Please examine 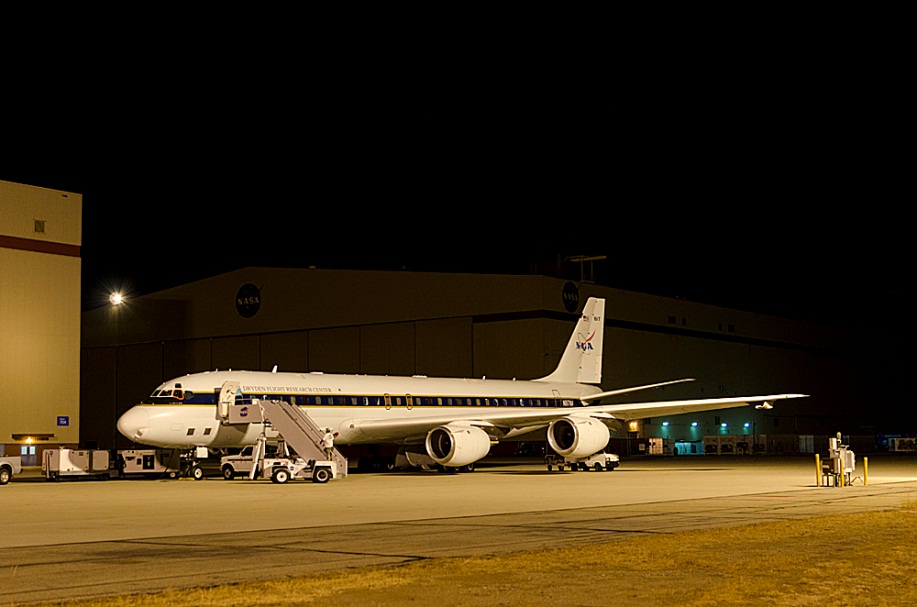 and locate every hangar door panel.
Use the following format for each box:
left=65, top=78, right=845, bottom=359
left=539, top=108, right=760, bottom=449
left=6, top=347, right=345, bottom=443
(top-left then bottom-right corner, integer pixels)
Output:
left=212, top=335, right=260, bottom=371
left=474, top=318, right=543, bottom=381
left=163, top=339, right=212, bottom=378
left=119, top=343, right=165, bottom=416
left=603, top=328, right=681, bottom=386
left=361, top=322, right=414, bottom=376
left=261, top=331, right=309, bottom=373
left=415, top=317, right=472, bottom=378
left=310, top=326, right=360, bottom=374
left=79, top=347, right=116, bottom=449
